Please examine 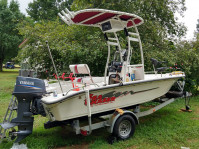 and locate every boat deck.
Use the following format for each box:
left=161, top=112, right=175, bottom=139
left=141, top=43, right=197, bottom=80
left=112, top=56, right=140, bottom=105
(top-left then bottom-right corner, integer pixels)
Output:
left=45, top=73, right=184, bottom=95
